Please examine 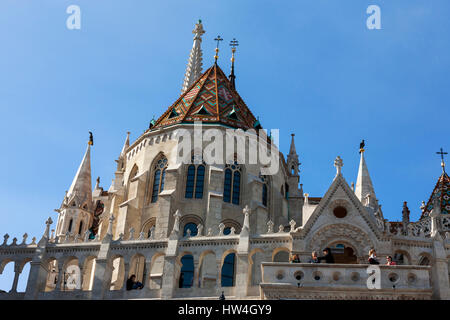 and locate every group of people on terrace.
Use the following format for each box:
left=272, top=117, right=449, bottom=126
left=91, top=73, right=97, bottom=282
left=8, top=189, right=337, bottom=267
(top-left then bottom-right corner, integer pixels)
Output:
left=290, top=248, right=397, bottom=265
